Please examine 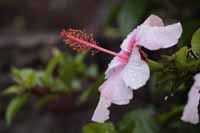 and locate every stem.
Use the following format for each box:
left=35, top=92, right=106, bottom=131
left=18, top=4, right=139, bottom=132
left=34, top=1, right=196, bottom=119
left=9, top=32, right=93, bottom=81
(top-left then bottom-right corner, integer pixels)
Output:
left=66, top=35, right=129, bottom=60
